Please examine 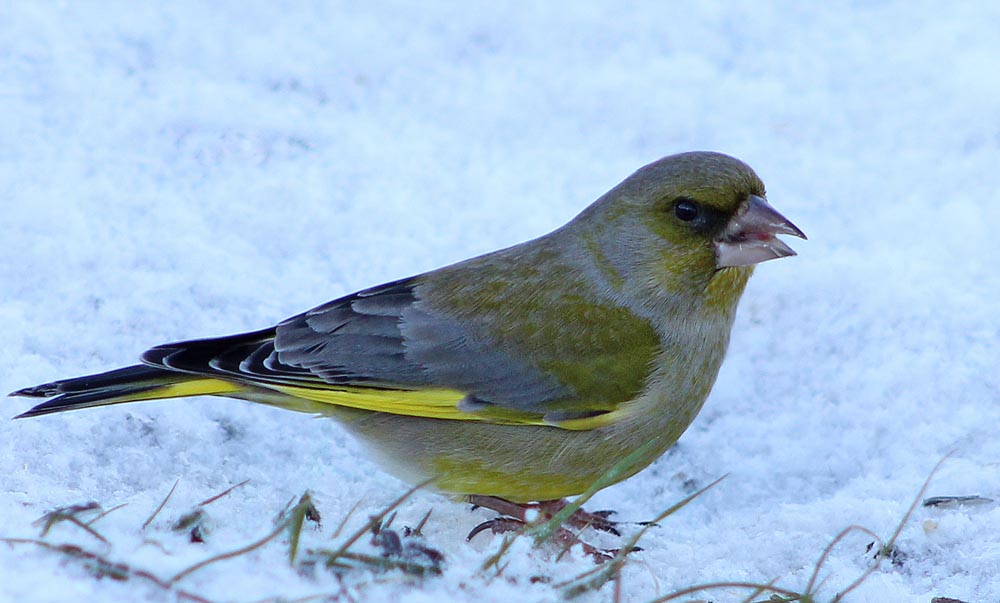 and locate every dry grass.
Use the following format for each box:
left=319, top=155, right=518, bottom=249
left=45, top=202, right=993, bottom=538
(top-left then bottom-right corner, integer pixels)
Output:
left=0, top=454, right=958, bottom=602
